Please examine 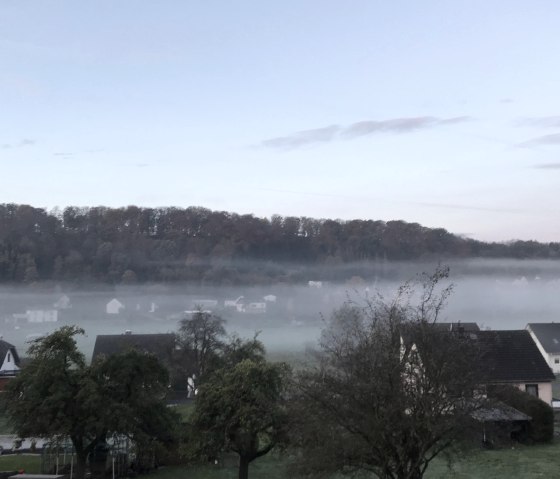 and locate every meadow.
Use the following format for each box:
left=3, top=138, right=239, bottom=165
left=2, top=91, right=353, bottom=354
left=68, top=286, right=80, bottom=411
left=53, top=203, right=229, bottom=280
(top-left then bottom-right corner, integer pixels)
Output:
left=2, top=442, right=560, bottom=478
